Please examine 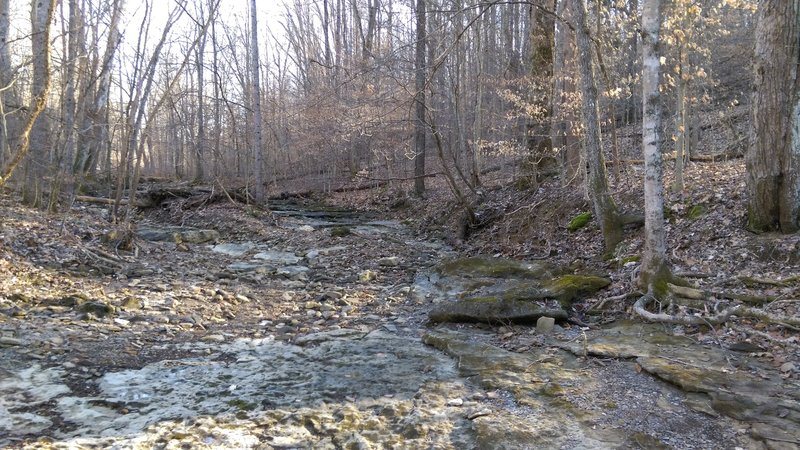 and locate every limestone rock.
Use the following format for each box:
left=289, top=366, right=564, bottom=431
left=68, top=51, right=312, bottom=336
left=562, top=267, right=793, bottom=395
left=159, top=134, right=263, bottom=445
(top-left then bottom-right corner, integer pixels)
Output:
left=536, top=316, right=555, bottom=334
left=137, top=226, right=220, bottom=243
left=377, top=256, right=400, bottom=267
left=429, top=298, right=566, bottom=324
left=438, top=256, right=551, bottom=279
